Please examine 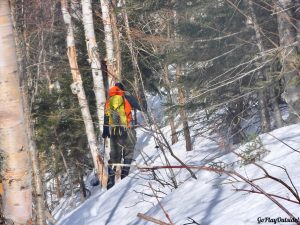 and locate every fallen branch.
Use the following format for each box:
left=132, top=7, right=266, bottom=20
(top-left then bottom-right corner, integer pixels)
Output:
left=149, top=182, right=174, bottom=225
left=138, top=164, right=299, bottom=223
left=234, top=188, right=299, bottom=204
left=137, top=213, right=171, bottom=225
left=266, top=133, right=300, bottom=154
